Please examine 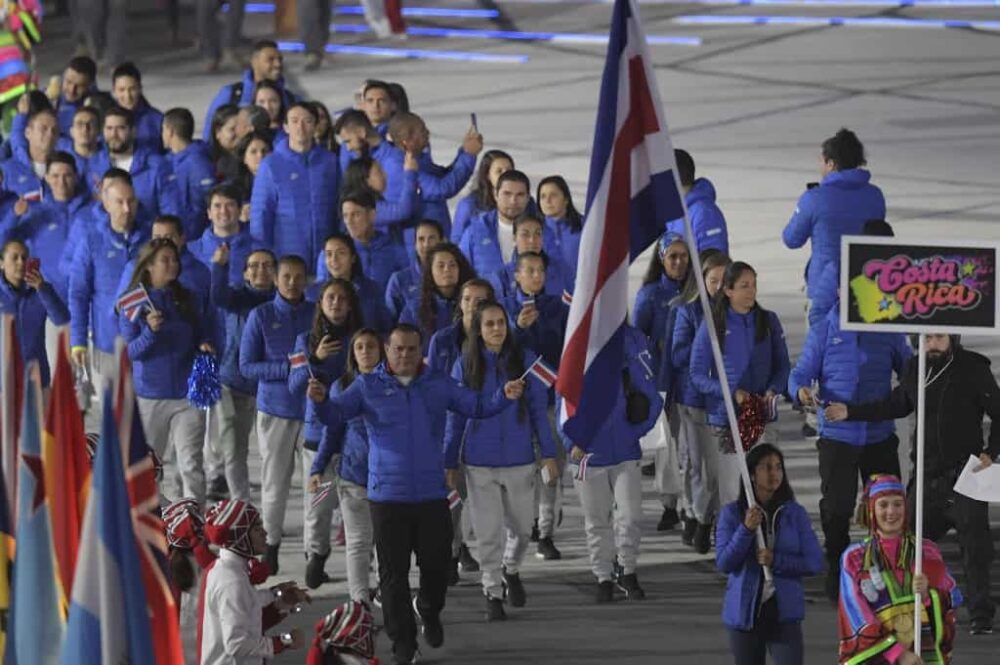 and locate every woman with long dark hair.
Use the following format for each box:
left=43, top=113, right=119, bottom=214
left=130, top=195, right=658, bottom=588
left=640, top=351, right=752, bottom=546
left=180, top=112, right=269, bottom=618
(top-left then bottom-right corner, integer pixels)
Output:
left=672, top=249, right=731, bottom=552
left=232, top=131, right=273, bottom=214
left=311, top=101, right=338, bottom=153
left=537, top=175, right=583, bottom=275
left=309, top=233, right=391, bottom=333
left=119, top=238, right=212, bottom=504
left=716, top=443, right=823, bottom=665
left=451, top=149, right=513, bottom=244
left=209, top=103, right=241, bottom=179
left=384, top=219, right=442, bottom=323
left=290, top=278, right=363, bottom=589
left=444, top=300, right=558, bottom=621
left=426, top=278, right=494, bottom=374
left=690, top=262, right=790, bottom=507
left=400, top=242, right=476, bottom=351
left=309, top=328, right=385, bottom=603
left=254, top=80, right=287, bottom=134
